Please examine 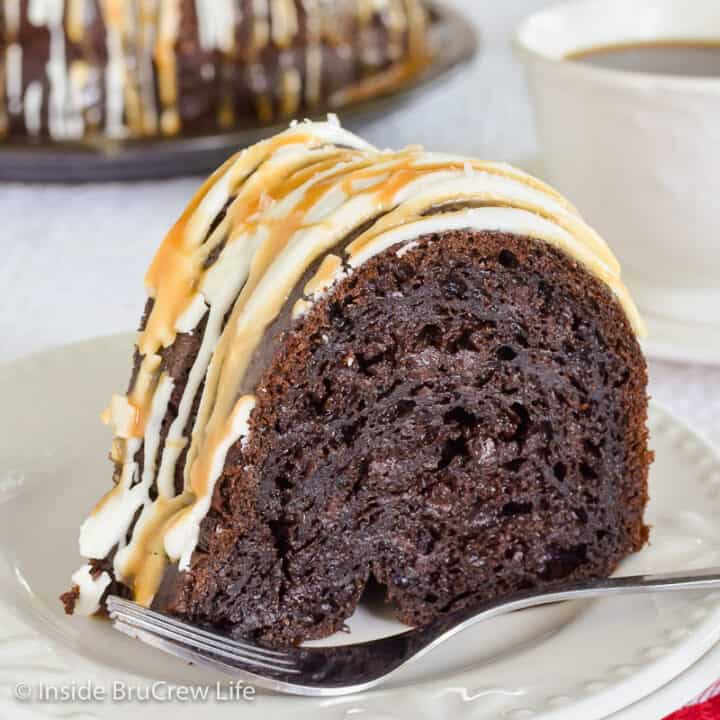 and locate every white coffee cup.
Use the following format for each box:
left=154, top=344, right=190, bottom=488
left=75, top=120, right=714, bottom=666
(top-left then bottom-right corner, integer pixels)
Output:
left=515, top=0, right=720, bottom=328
